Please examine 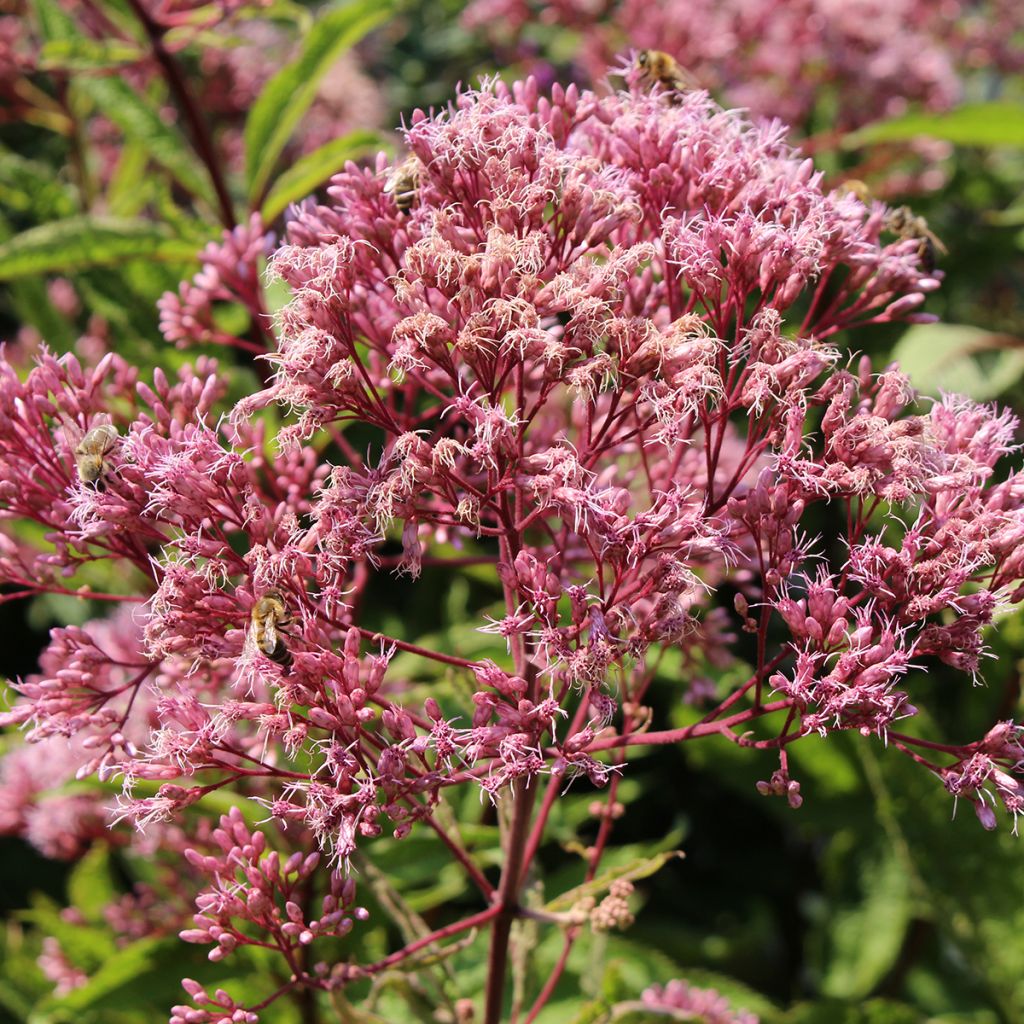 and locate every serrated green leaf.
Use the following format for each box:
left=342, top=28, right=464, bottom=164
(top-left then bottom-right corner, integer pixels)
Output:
left=38, top=37, right=146, bottom=71
left=844, top=103, right=1024, bottom=149
left=545, top=851, right=684, bottom=914
left=0, top=217, right=198, bottom=280
left=244, top=0, right=392, bottom=203
left=260, top=129, right=382, bottom=223
left=75, top=76, right=217, bottom=206
left=891, top=323, right=1024, bottom=401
